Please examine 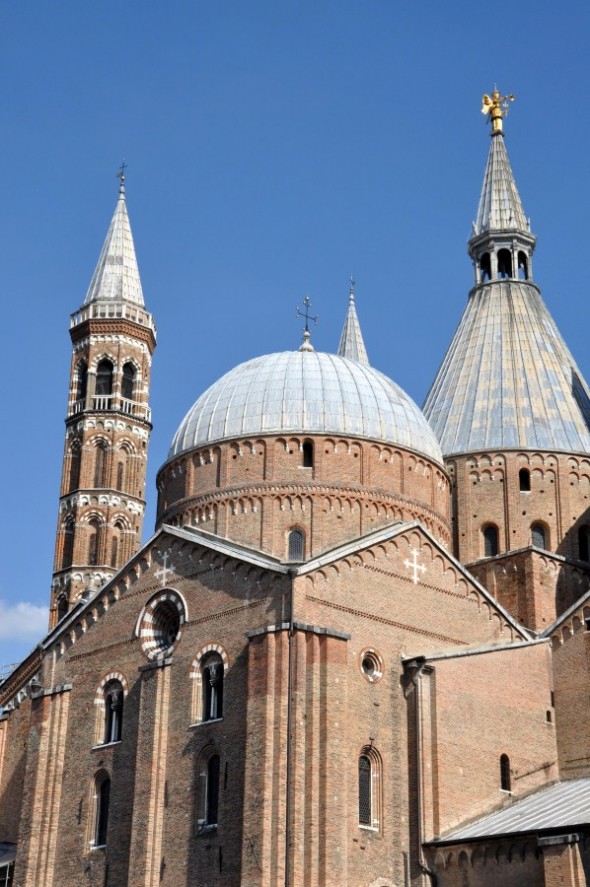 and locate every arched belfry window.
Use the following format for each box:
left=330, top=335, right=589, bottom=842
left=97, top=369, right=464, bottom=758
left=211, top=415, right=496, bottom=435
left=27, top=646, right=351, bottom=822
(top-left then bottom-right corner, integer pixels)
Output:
left=517, top=251, right=529, bottom=280
left=531, top=523, right=547, bottom=550
left=288, top=528, right=305, bottom=562
left=500, top=754, right=511, bottom=792
left=483, top=524, right=499, bottom=558
left=116, top=461, right=125, bottom=492
left=88, top=519, right=101, bottom=566
left=103, top=681, right=124, bottom=744
left=76, top=360, right=88, bottom=403
left=202, top=653, right=224, bottom=722
left=302, top=440, right=314, bottom=468
left=62, top=517, right=75, bottom=568
left=121, top=362, right=136, bottom=401
left=519, top=468, right=531, bottom=491
left=497, top=249, right=513, bottom=279
left=479, top=252, right=491, bottom=283
left=579, top=526, right=590, bottom=562
left=96, top=359, right=114, bottom=401
left=94, top=443, right=107, bottom=488
left=93, top=771, right=111, bottom=847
